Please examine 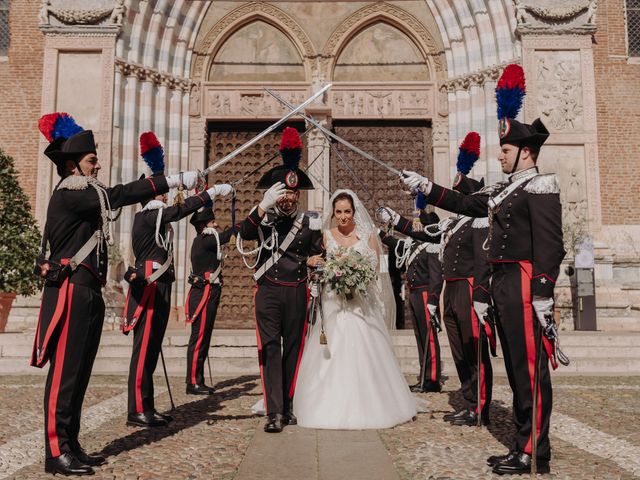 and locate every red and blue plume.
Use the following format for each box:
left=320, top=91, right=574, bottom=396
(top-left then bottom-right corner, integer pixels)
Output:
left=496, top=64, right=526, bottom=120
left=38, top=112, right=84, bottom=142
left=279, top=127, right=302, bottom=170
left=457, top=132, right=481, bottom=175
left=139, top=131, right=165, bottom=174
left=415, top=191, right=427, bottom=210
